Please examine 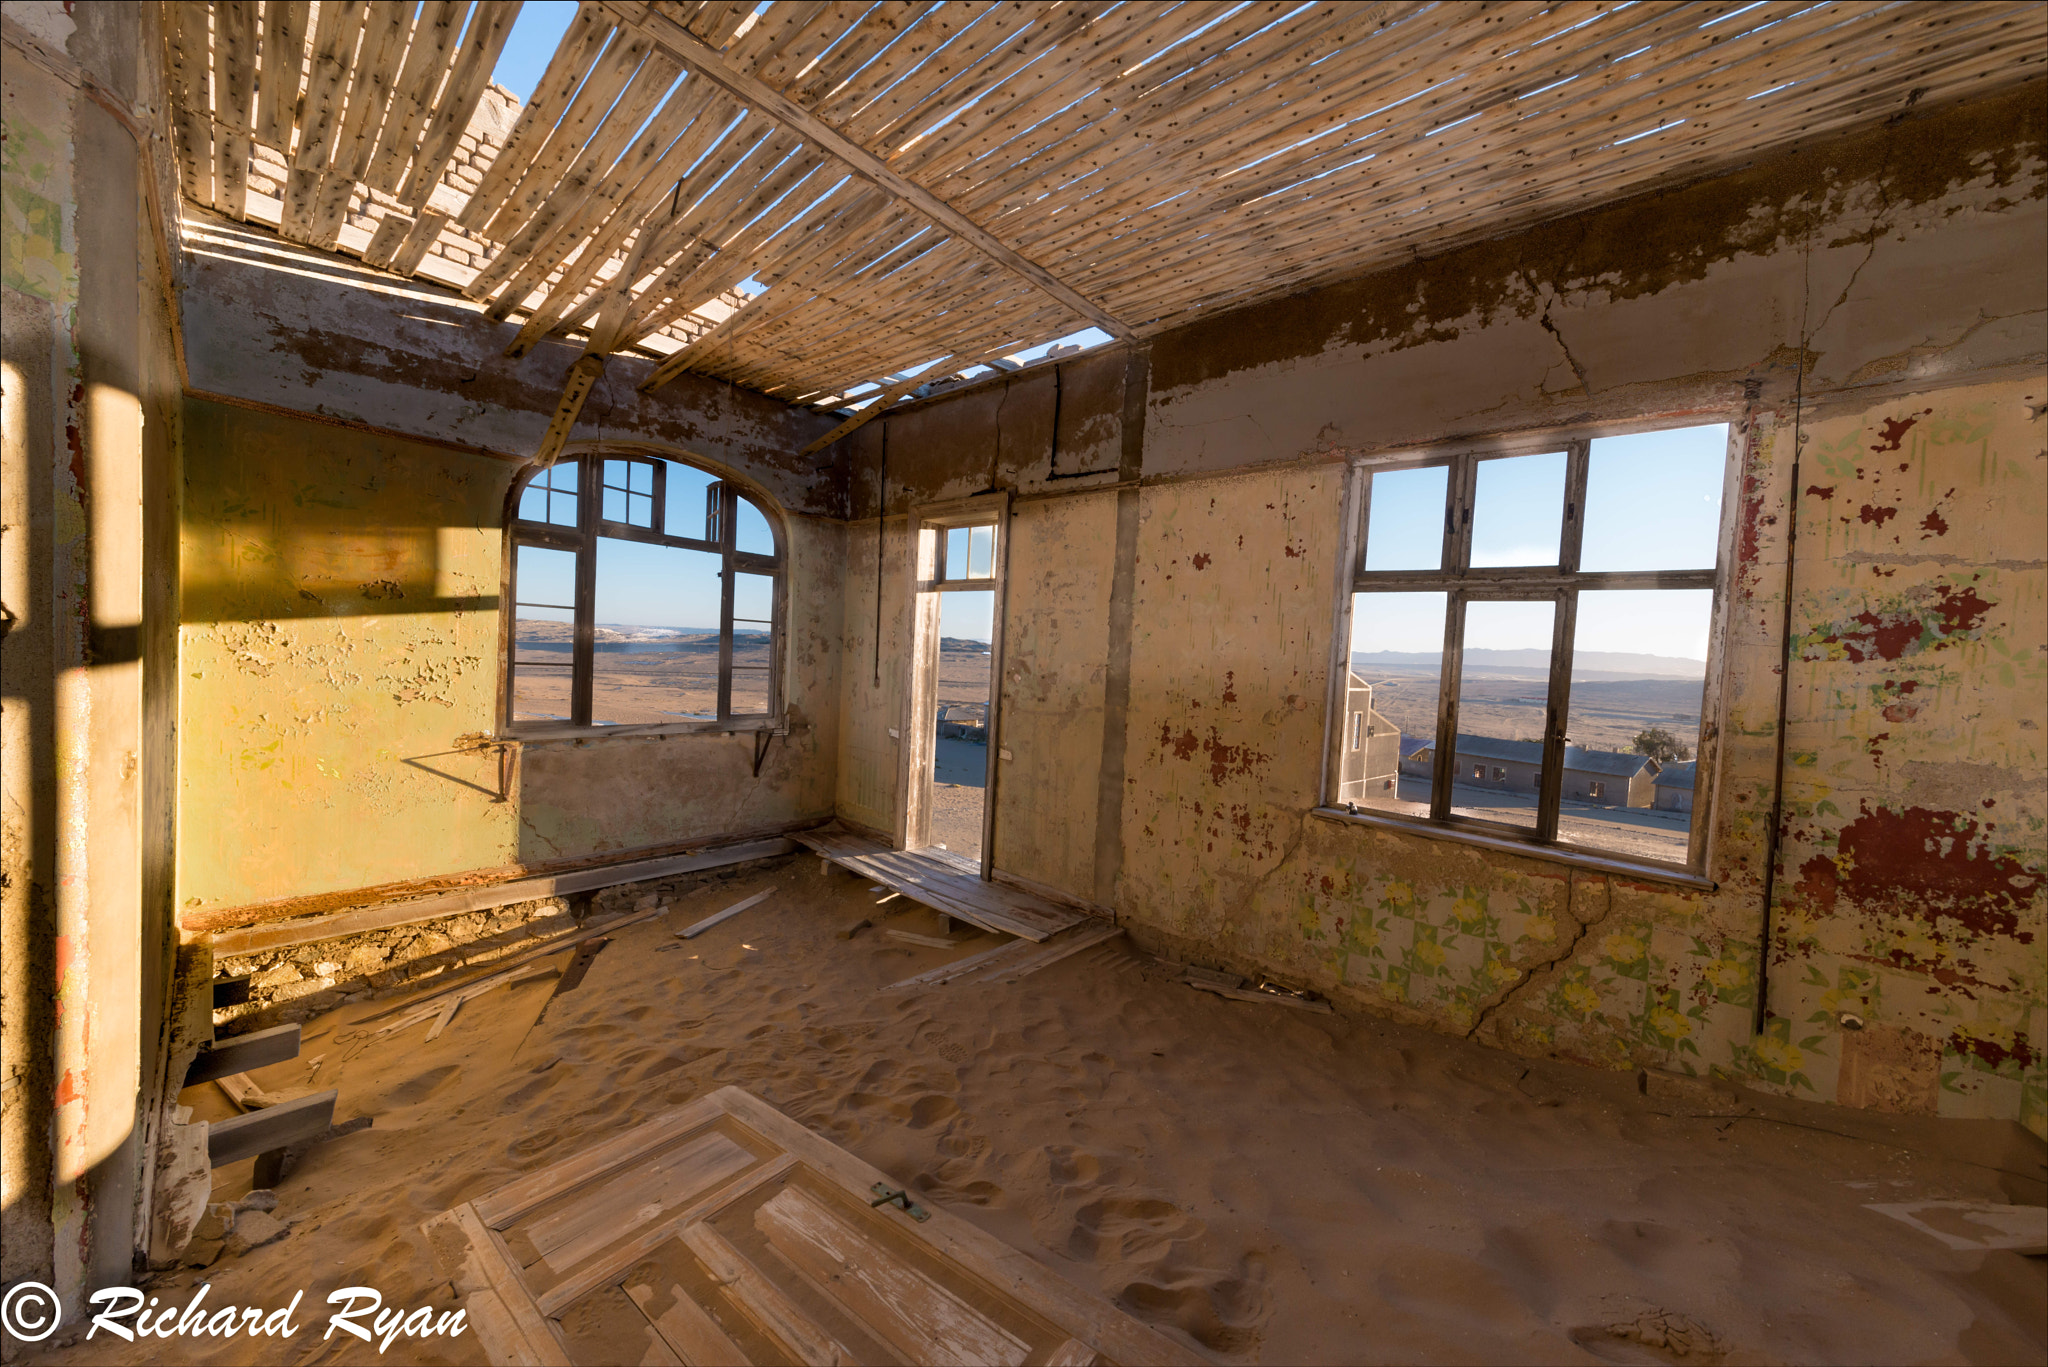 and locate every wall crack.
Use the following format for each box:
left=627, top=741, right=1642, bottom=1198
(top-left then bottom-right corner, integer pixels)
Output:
left=1464, top=871, right=1616, bottom=1041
